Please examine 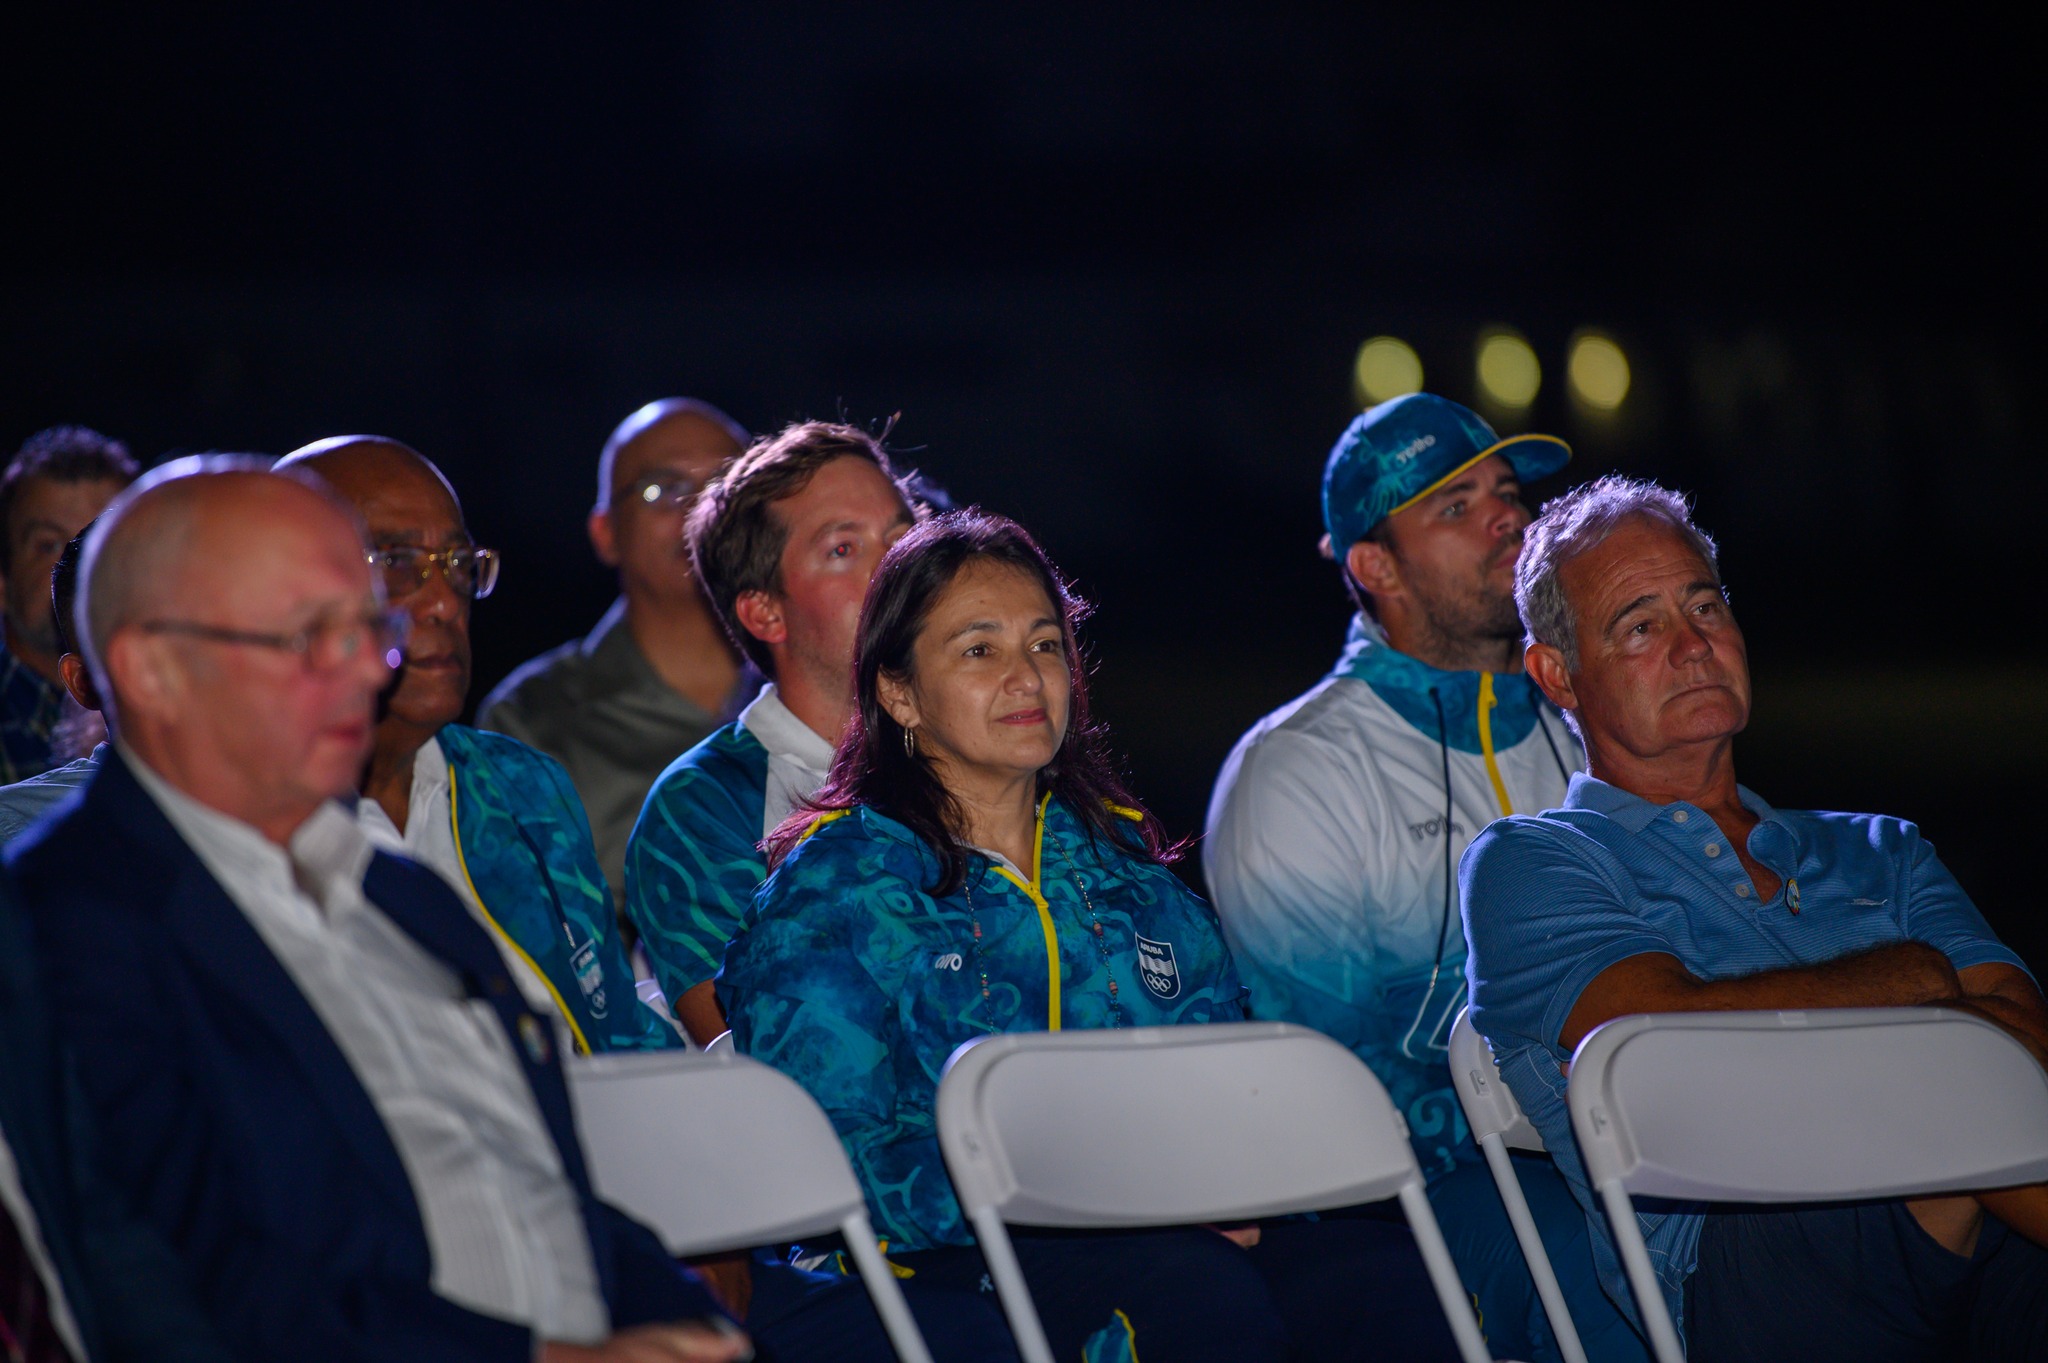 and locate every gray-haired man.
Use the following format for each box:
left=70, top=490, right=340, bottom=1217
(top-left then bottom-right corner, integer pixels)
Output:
left=1462, top=474, right=2048, bottom=1361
